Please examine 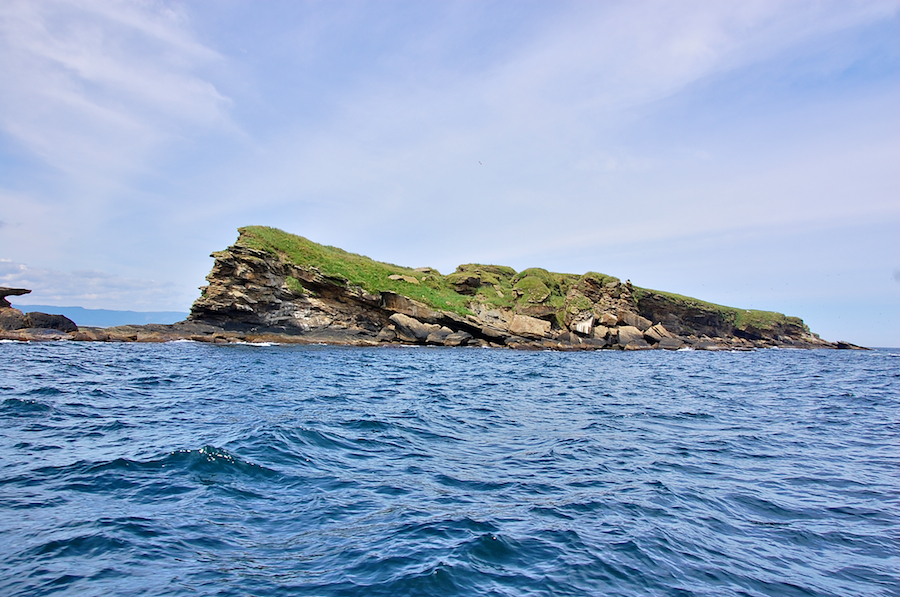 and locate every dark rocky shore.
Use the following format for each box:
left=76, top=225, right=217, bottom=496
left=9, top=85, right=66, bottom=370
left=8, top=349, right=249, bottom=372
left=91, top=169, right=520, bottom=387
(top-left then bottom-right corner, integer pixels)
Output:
left=0, top=230, right=866, bottom=350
